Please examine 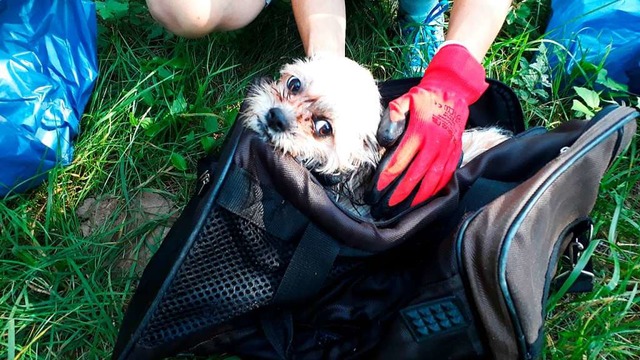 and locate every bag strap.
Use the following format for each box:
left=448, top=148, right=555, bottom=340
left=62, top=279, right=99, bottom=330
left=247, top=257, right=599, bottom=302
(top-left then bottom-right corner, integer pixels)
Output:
left=261, top=223, right=340, bottom=359
left=273, top=222, right=341, bottom=304
left=260, top=311, right=294, bottom=360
